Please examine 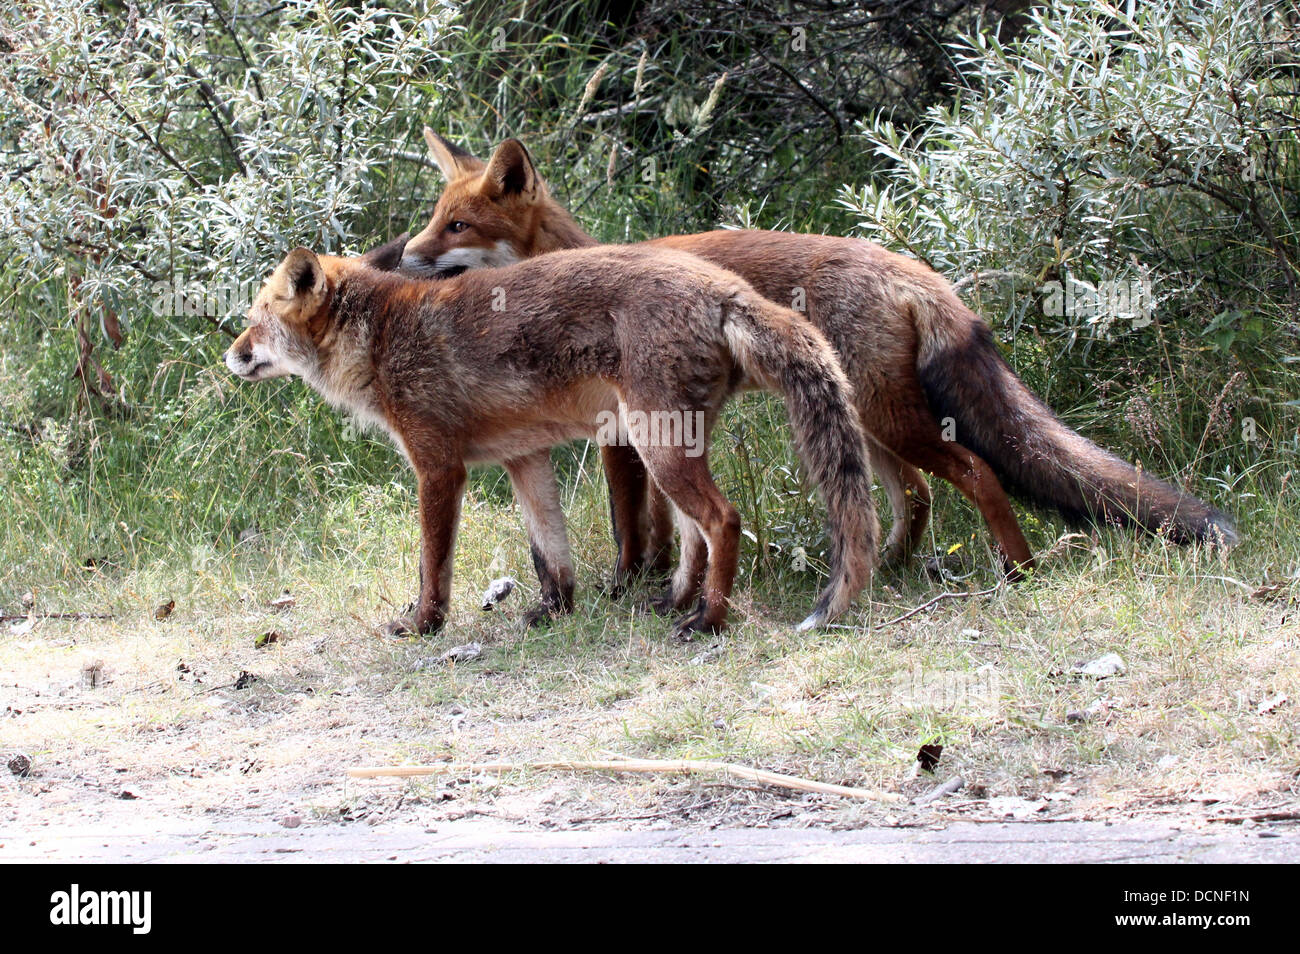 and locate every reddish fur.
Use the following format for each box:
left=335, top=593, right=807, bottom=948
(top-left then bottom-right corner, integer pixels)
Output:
left=228, top=243, right=878, bottom=636
left=402, top=136, right=1238, bottom=579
